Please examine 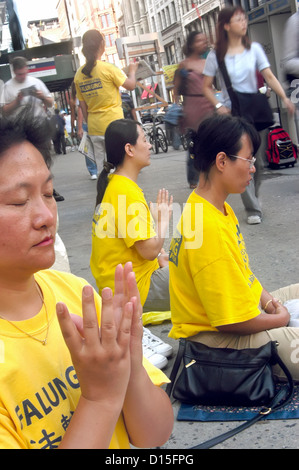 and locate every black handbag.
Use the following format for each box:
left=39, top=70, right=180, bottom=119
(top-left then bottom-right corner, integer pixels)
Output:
left=218, top=60, right=274, bottom=131
left=166, top=339, right=294, bottom=449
